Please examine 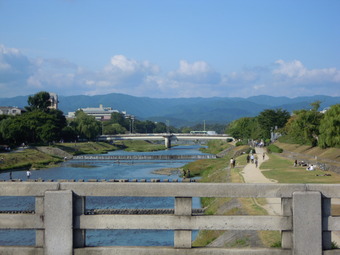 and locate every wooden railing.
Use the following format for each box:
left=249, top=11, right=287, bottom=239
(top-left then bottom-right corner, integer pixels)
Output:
left=0, top=182, right=339, bottom=255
